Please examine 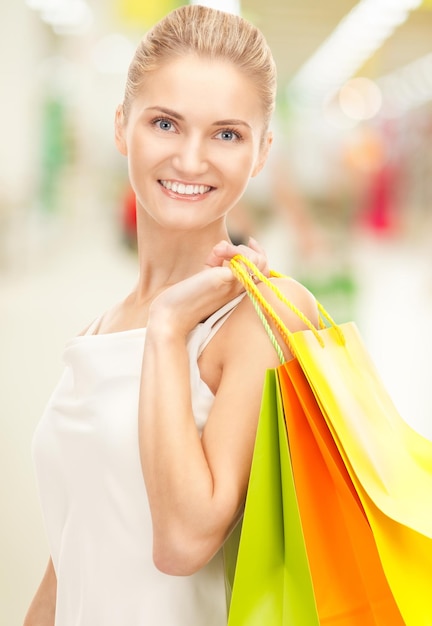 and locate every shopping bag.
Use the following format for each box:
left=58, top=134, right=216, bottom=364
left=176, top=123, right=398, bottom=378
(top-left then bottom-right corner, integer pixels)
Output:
left=225, top=369, right=320, bottom=625
left=279, top=359, right=405, bottom=624
left=229, top=254, right=432, bottom=626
